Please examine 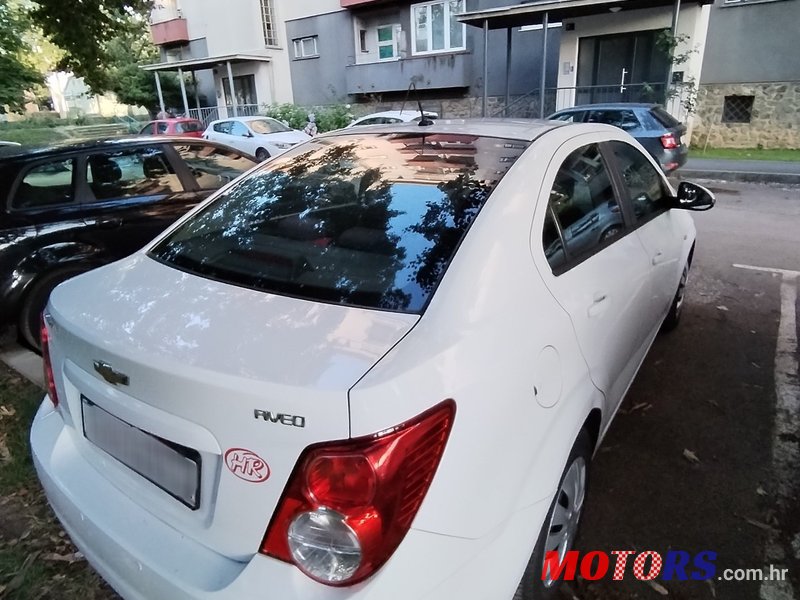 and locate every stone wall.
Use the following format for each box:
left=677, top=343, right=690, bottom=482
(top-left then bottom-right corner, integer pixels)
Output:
left=693, top=82, right=800, bottom=149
